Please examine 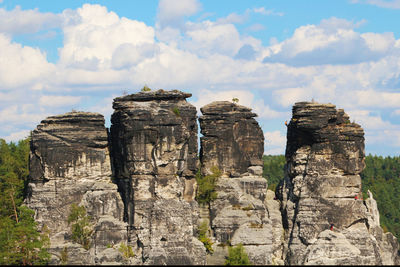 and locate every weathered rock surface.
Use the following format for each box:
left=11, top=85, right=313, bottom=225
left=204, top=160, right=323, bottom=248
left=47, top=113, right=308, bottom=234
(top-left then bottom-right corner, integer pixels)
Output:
left=25, top=112, right=130, bottom=265
left=277, top=102, right=399, bottom=265
left=199, top=101, right=283, bottom=265
left=199, top=101, right=264, bottom=177
left=110, top=89, right=206, bottom=265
